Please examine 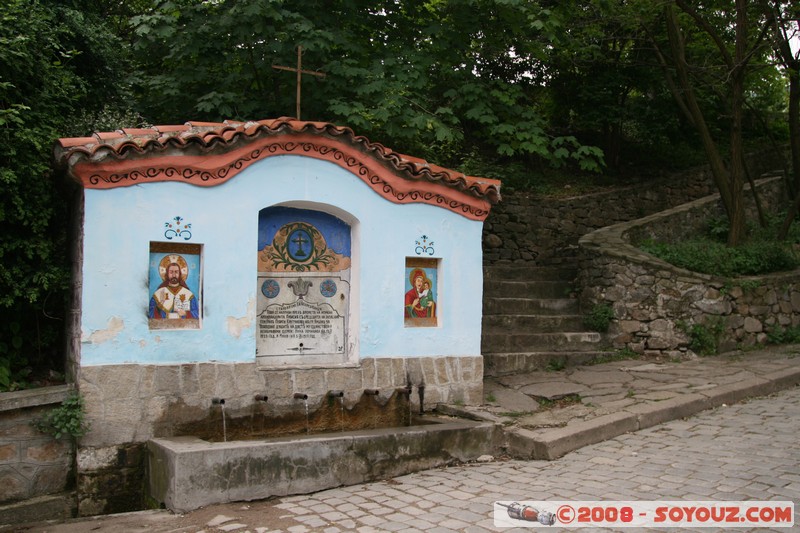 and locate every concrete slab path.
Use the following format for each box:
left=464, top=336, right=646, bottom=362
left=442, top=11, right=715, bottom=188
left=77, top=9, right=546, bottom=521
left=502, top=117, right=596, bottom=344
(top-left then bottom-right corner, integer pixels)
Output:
left=445, top=344, right=800, bottom=461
